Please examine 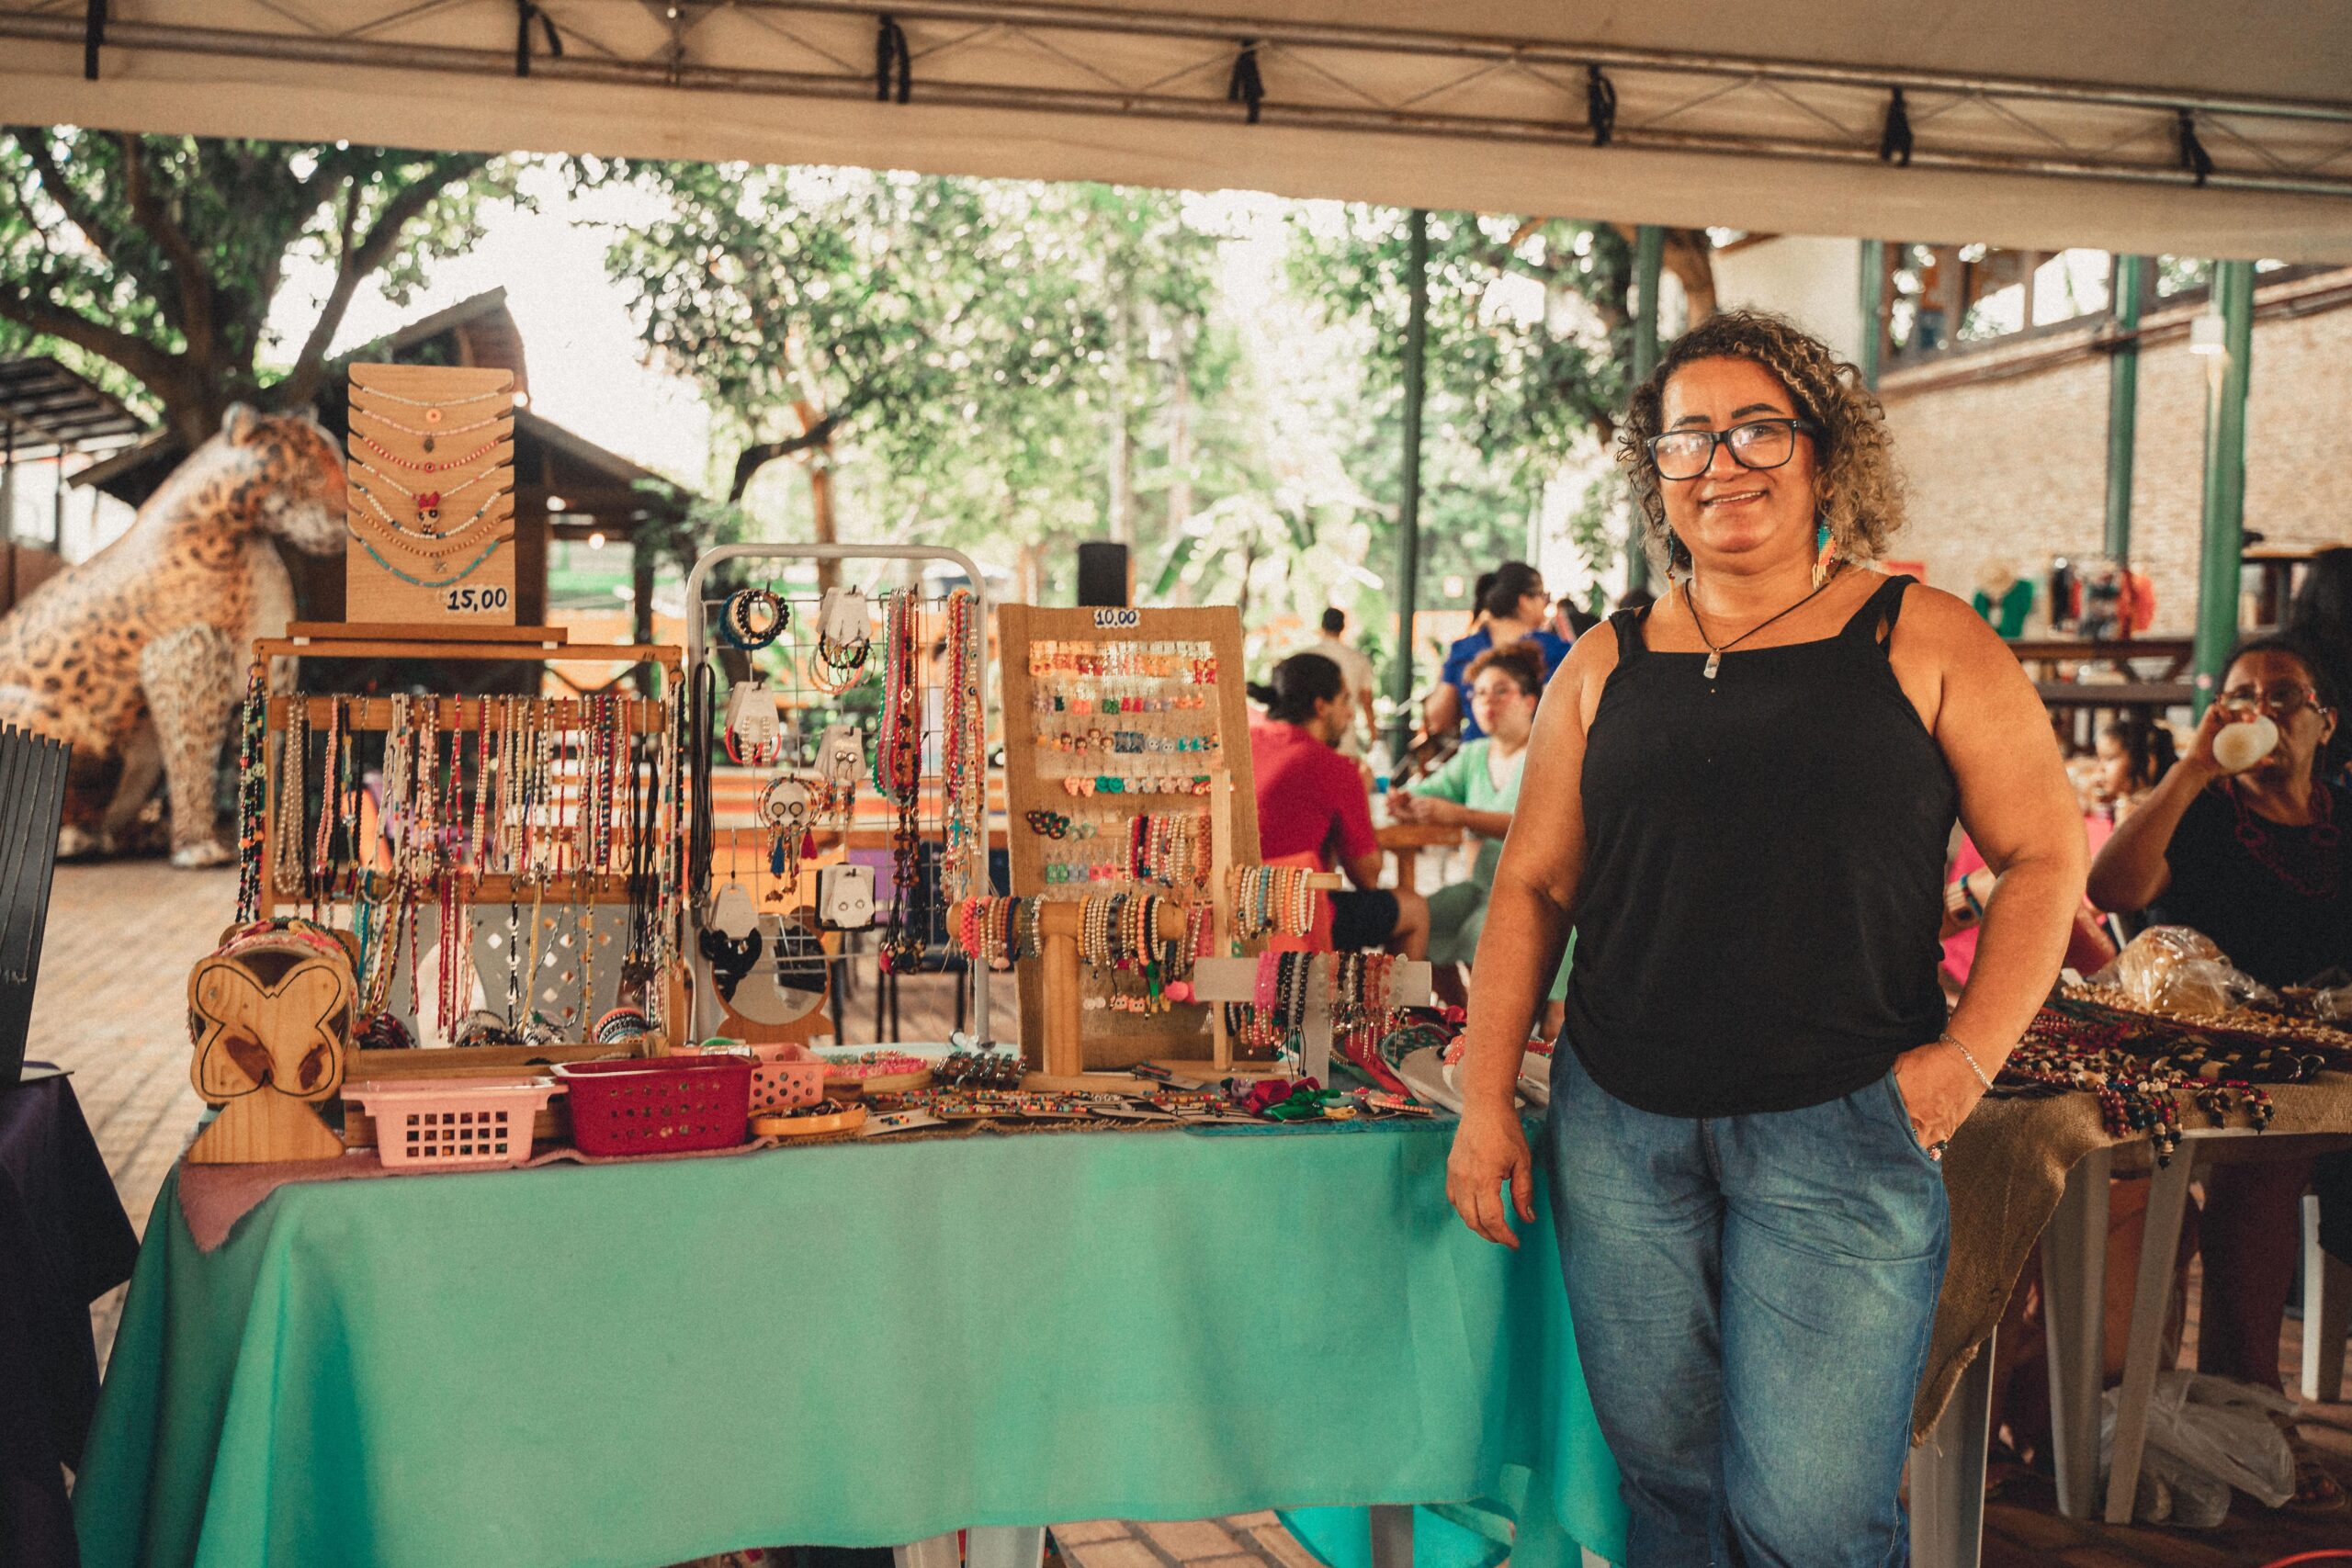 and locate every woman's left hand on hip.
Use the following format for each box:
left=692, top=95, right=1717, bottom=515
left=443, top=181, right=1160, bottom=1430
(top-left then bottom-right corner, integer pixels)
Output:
left=1892, top=1041, right=1986, bottom=1154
